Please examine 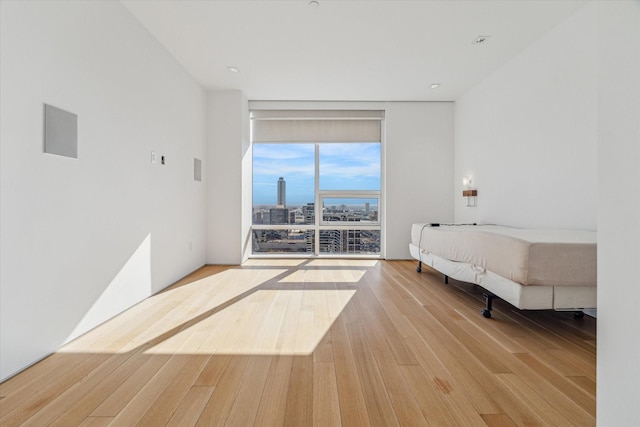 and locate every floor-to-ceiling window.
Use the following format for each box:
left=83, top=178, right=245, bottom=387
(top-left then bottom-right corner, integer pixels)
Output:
left=251, top=110, right=383, bottom=257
